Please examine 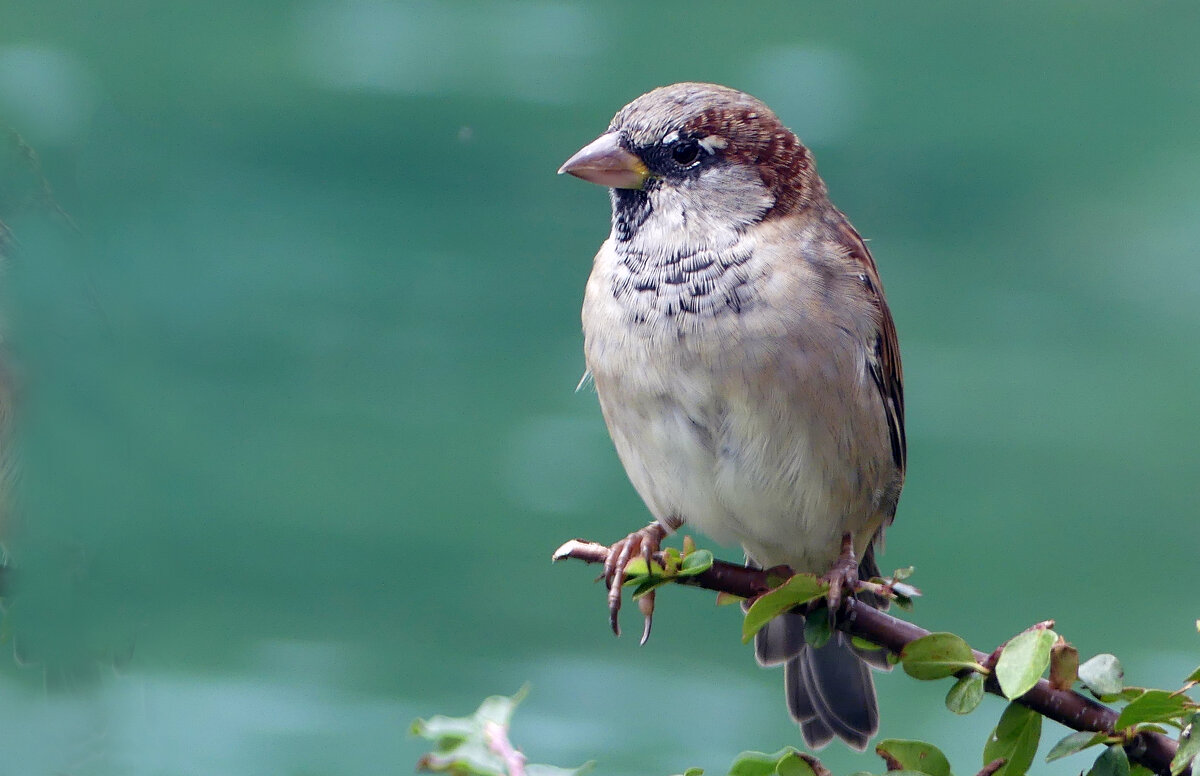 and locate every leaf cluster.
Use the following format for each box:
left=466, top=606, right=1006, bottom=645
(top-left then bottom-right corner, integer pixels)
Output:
left=412, top=687, right=592, bottom=776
